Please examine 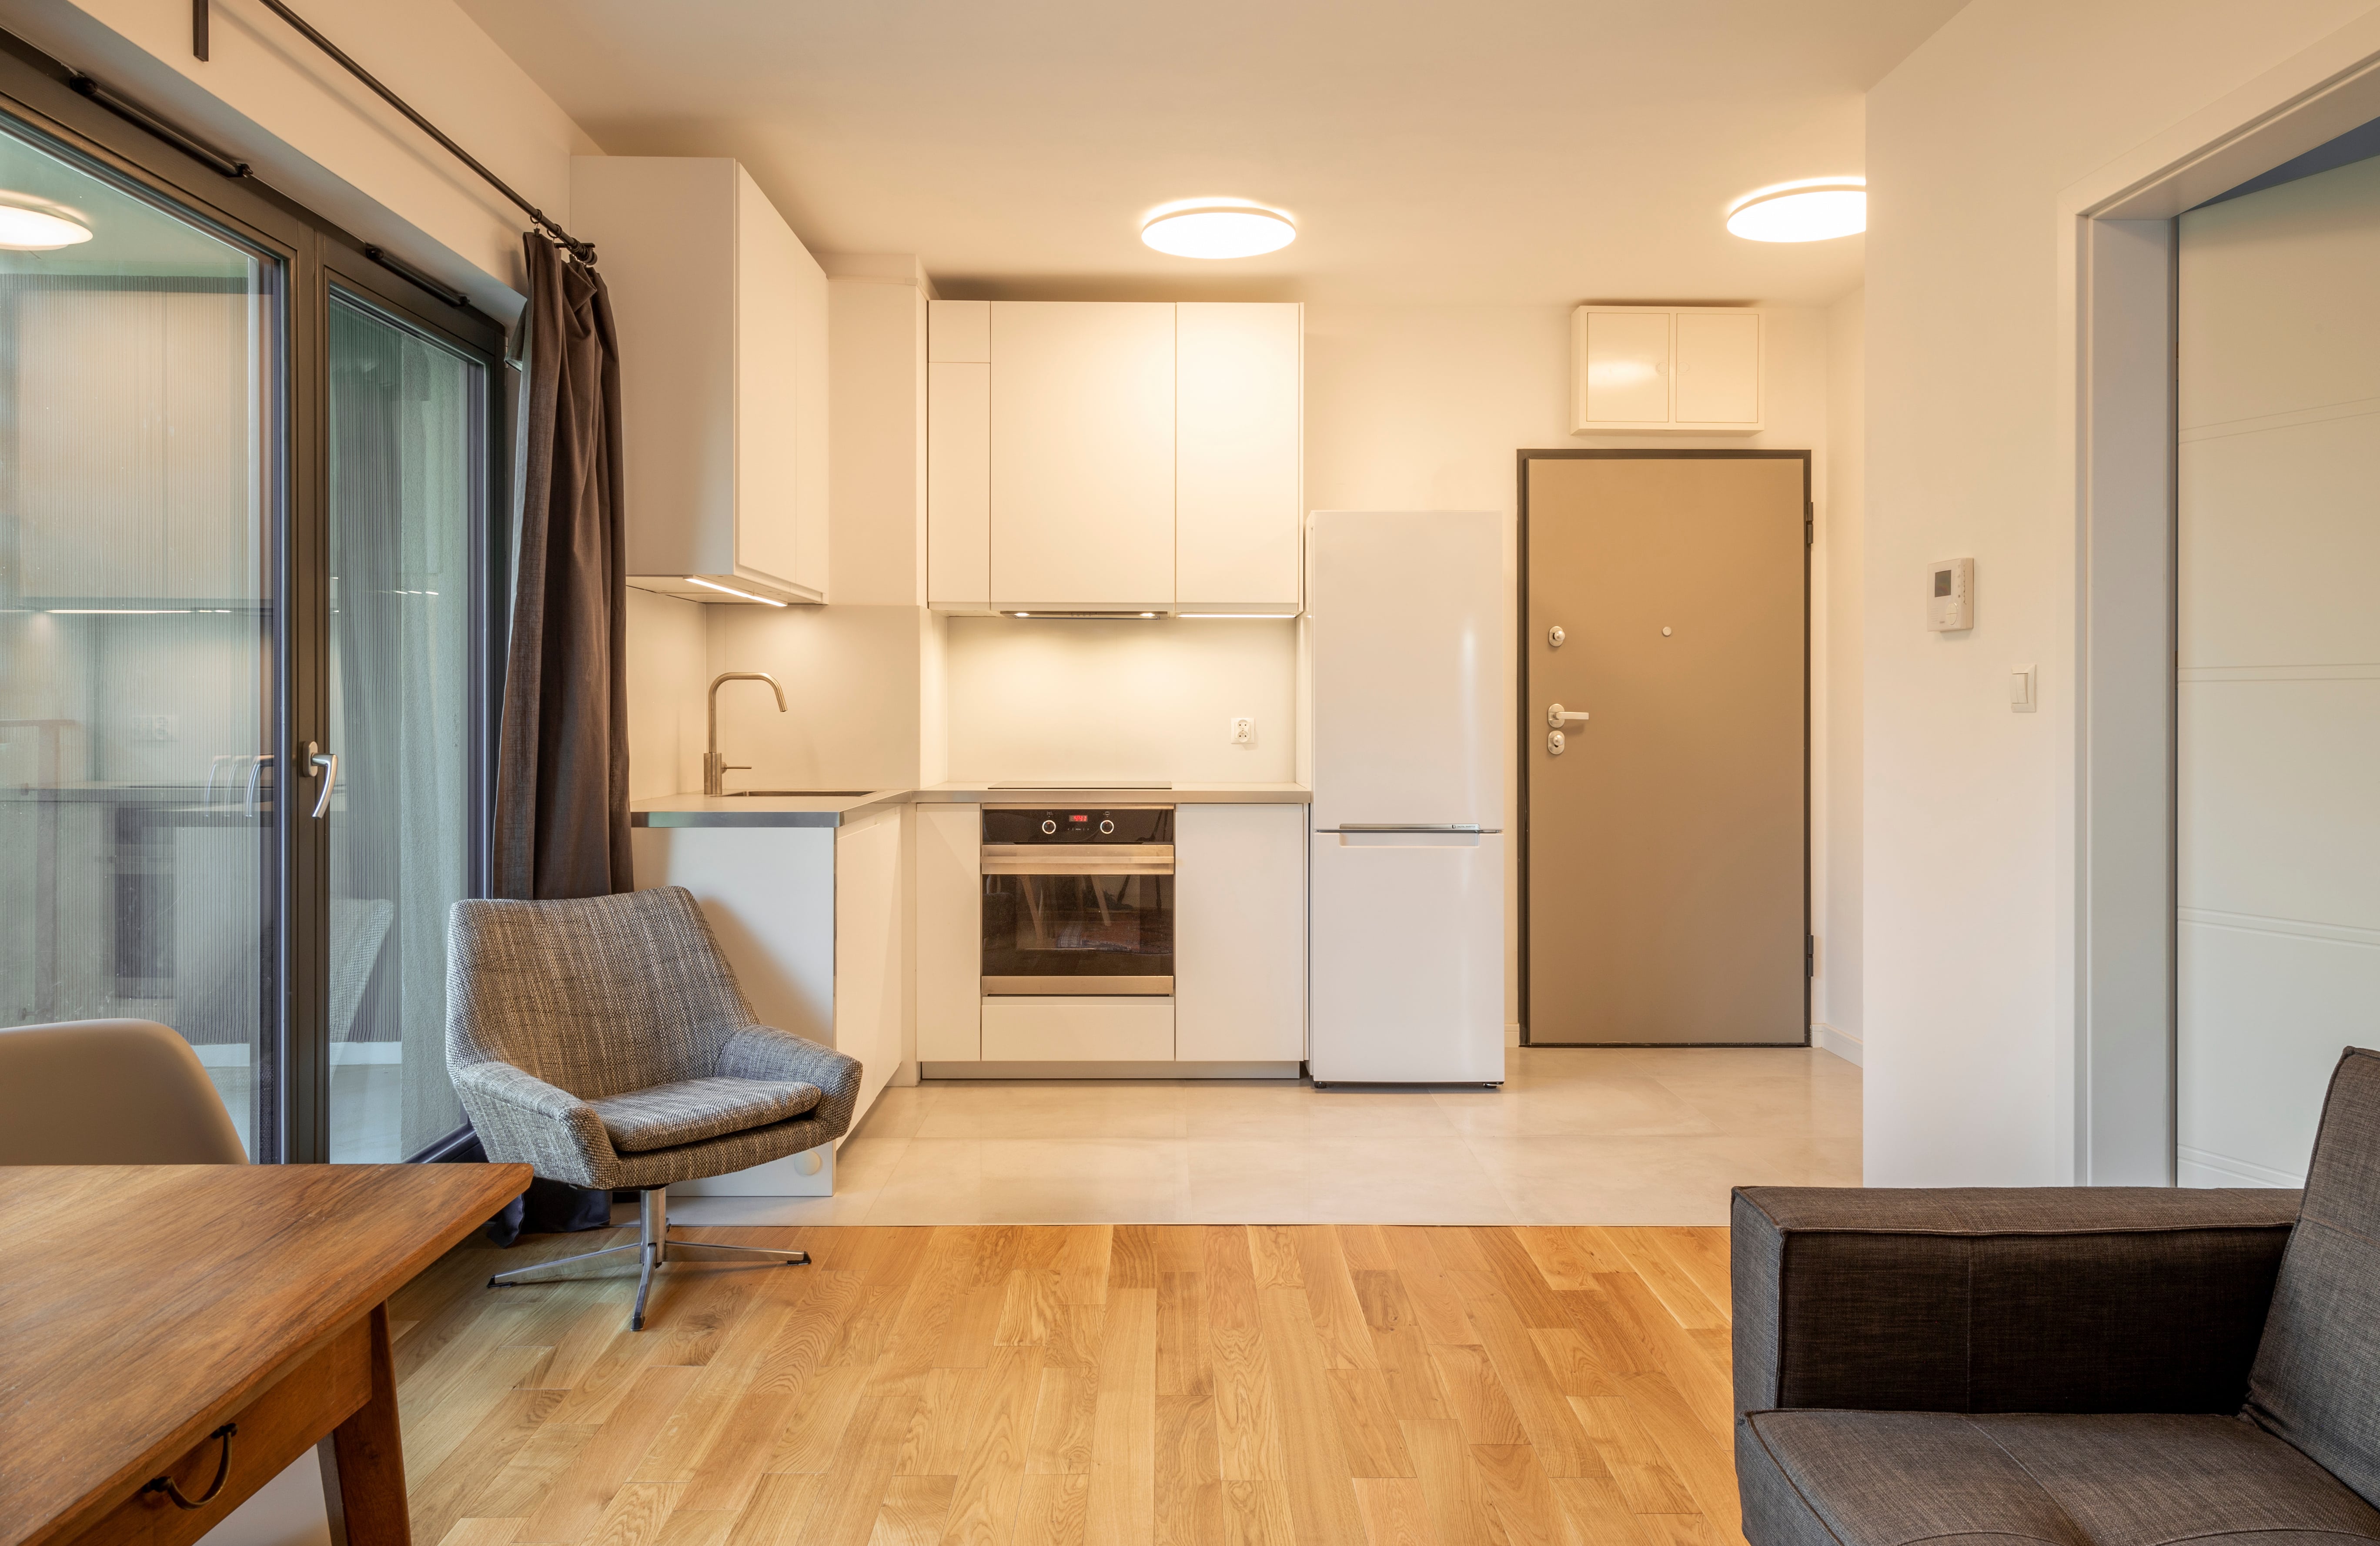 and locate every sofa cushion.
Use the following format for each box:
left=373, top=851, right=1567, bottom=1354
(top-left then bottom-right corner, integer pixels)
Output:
left=588, top=1076, right=821, bottom=1154
left=2246, top=1047, right=2380, bottom=1510
left=1741, top=1409, right=2380, bottom=1546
